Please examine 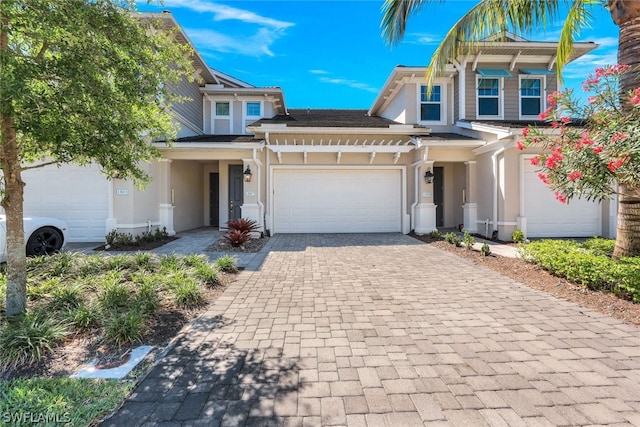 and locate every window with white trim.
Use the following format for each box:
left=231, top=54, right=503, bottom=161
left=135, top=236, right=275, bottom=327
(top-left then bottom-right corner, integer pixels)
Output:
left=215, top=101, right=230, bottom=116
left=420, top=85, right=441, bottom=122
left=477, top=77, right=501, bottom=118
left=519, top=76, right=543, bottom=118
left=246, top=102, right=261, bottom=117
